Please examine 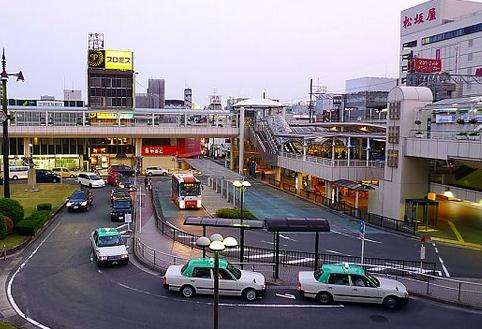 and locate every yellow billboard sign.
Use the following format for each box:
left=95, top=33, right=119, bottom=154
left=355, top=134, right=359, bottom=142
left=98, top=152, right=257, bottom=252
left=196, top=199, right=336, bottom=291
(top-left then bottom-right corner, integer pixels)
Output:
left=105, top=50, right=133, bottom=71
